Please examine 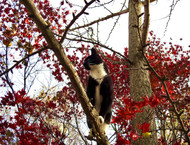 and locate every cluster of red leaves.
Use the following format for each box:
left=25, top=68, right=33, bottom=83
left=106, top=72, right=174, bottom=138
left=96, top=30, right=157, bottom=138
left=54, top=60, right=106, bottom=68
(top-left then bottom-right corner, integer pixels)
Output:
left=112, top=95, right=160, bottom=124
left=147, top=31, right=190, bottom=114
left=0, top=1, right=81, bottom=140
left=116, top=134, right=130, bottom=145
left=147, top=33, right=190, bottom=144
left=0, top=90, right=50, bottom=145
left=112, top=32, right=190, bottom=144
left=0, top=0, right=72, bottom=90
left=0, top=87, right=79, bottom=144
left=112, top=95, right=160, bottom=144
left=0, top=0, right=189, bottom=144
left=0, top=0, right=71, bottom=66
left=139, top=122, right=151, bottom=133
left=0, top=1, right=79, bottom=139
